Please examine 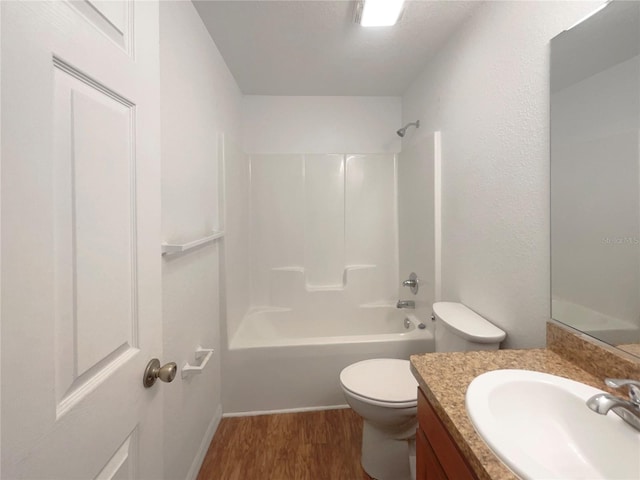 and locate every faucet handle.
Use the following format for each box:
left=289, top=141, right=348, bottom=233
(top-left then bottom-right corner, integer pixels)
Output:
left=401, top=272, right=419, bottom=295
left=604, top=378, right=640, bottom=405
